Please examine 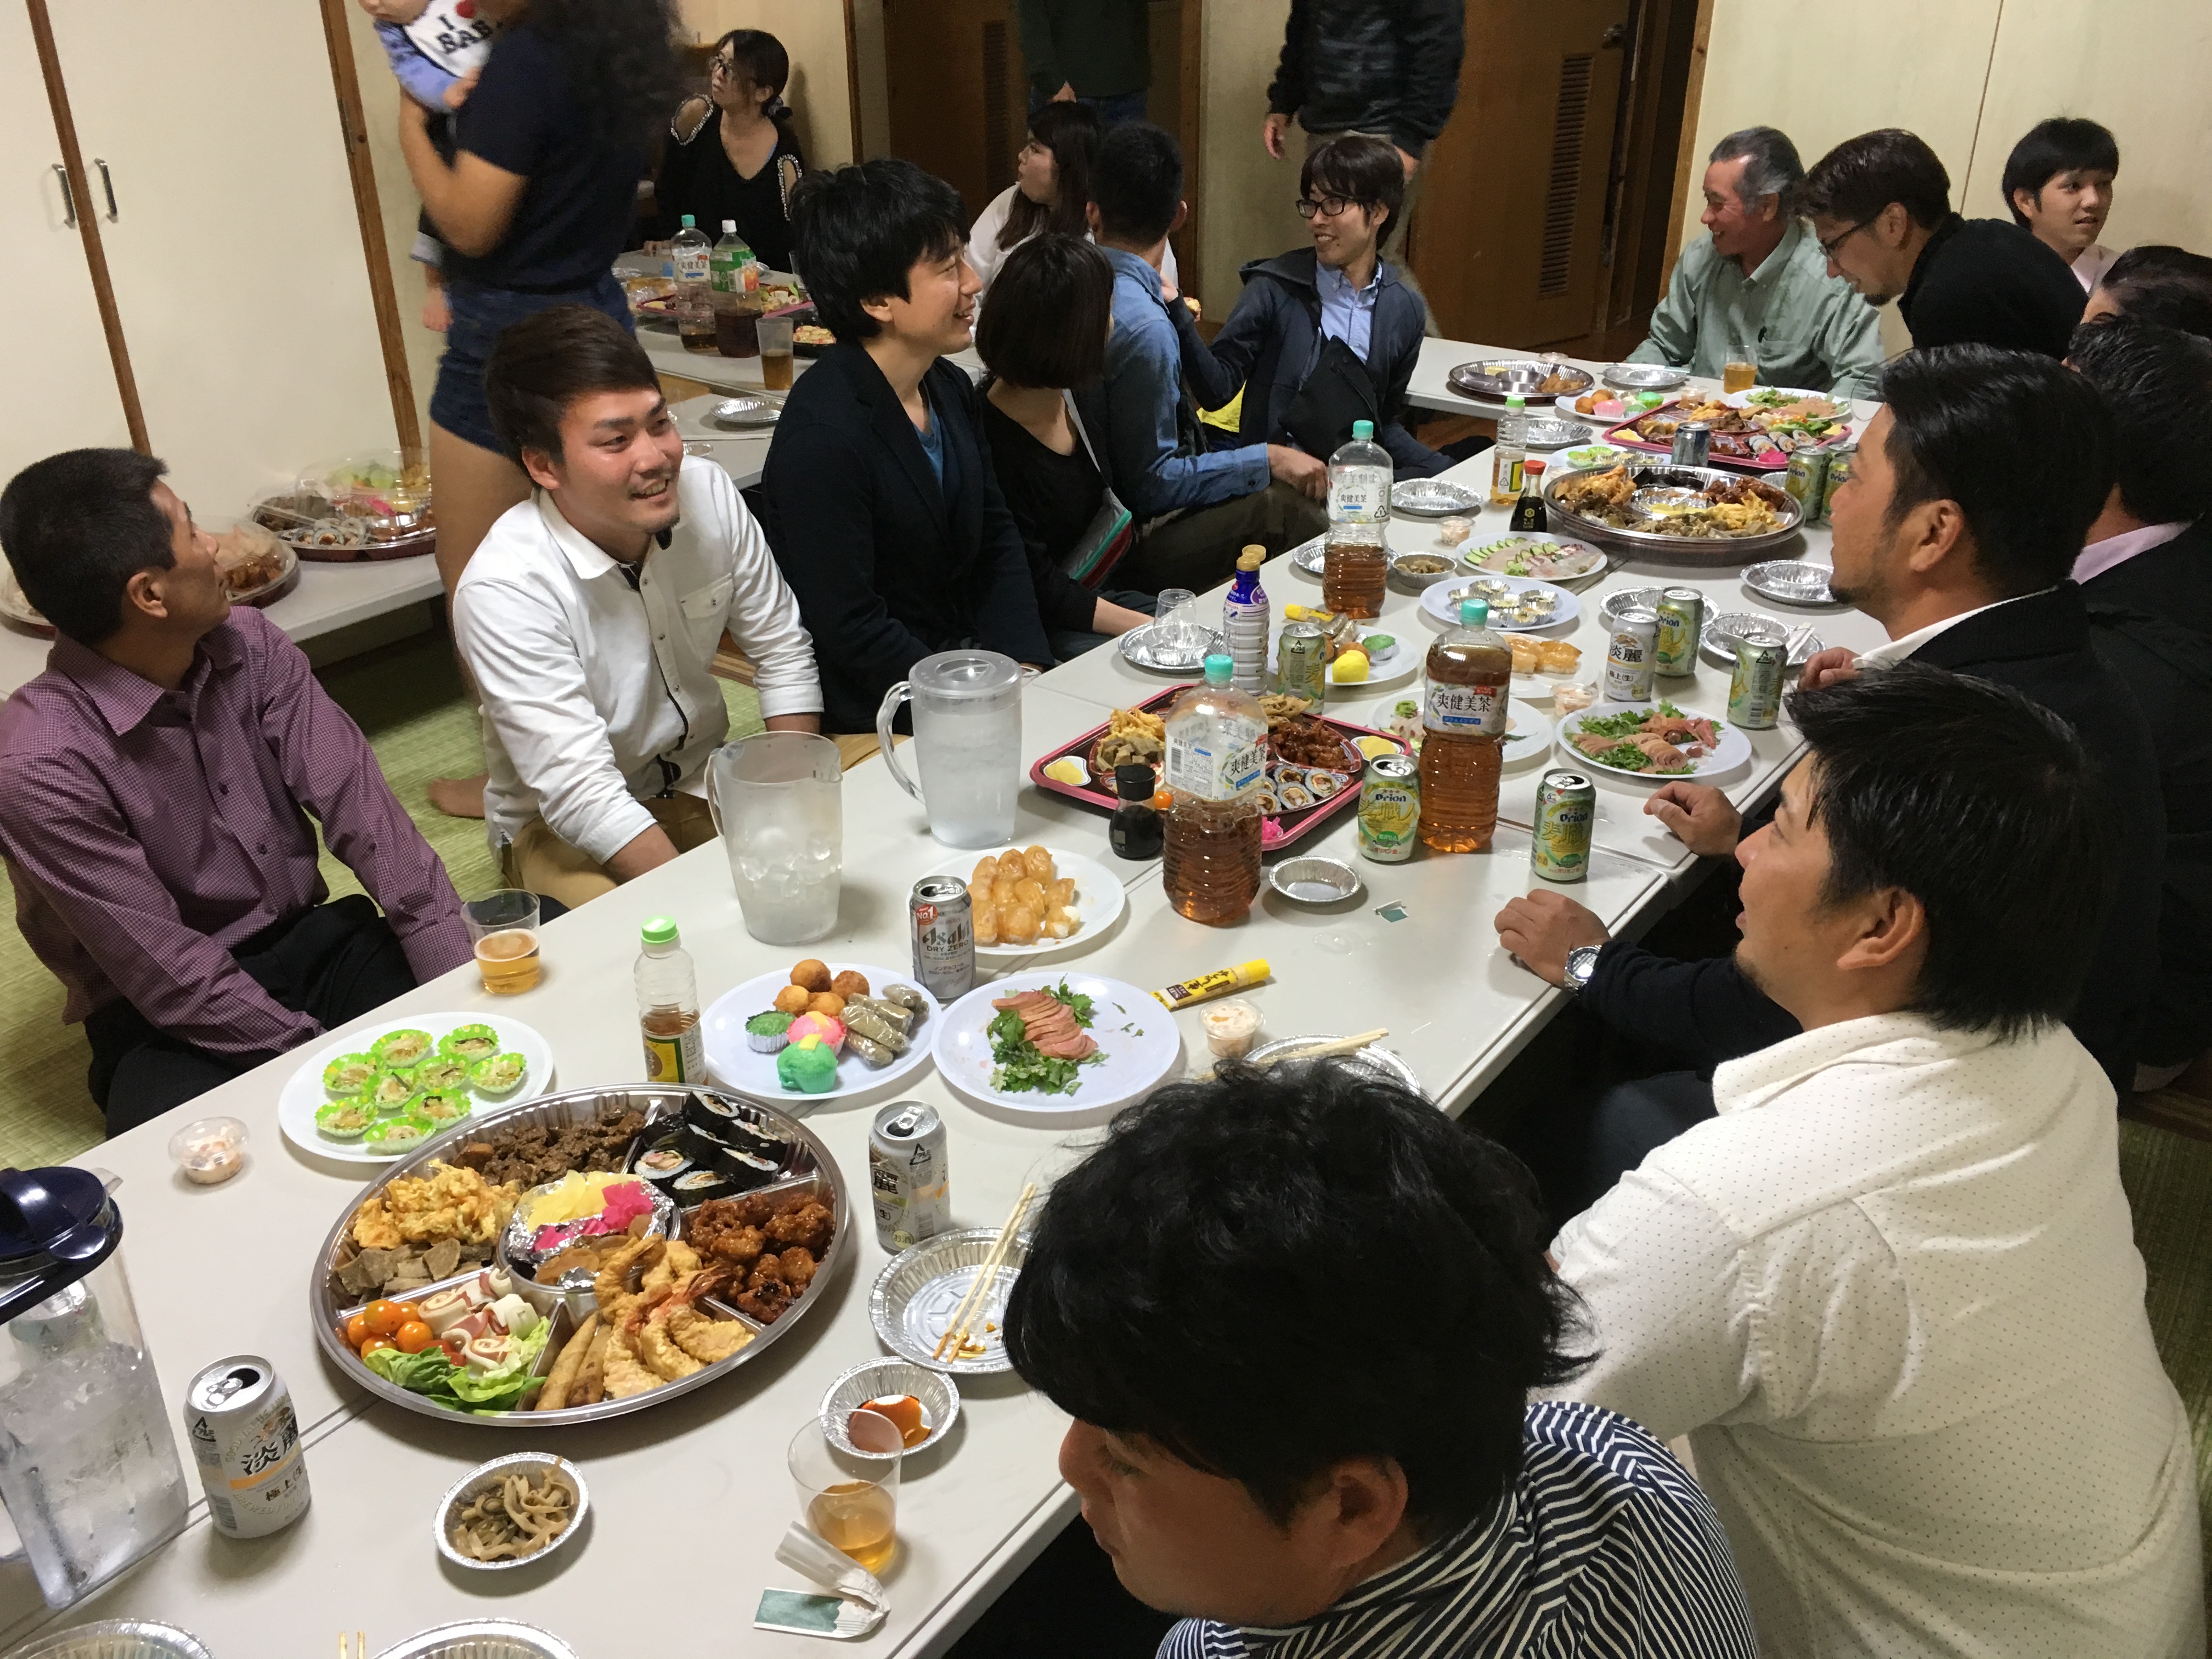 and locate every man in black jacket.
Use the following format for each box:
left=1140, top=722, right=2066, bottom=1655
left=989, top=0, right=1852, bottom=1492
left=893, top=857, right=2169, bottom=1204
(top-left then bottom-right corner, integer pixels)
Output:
left=1496, top=346, right=2163, bottom=1207
left=760, top=161, right=1051, bottom=735
left=1803, top=128, right=2083, bottom=358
